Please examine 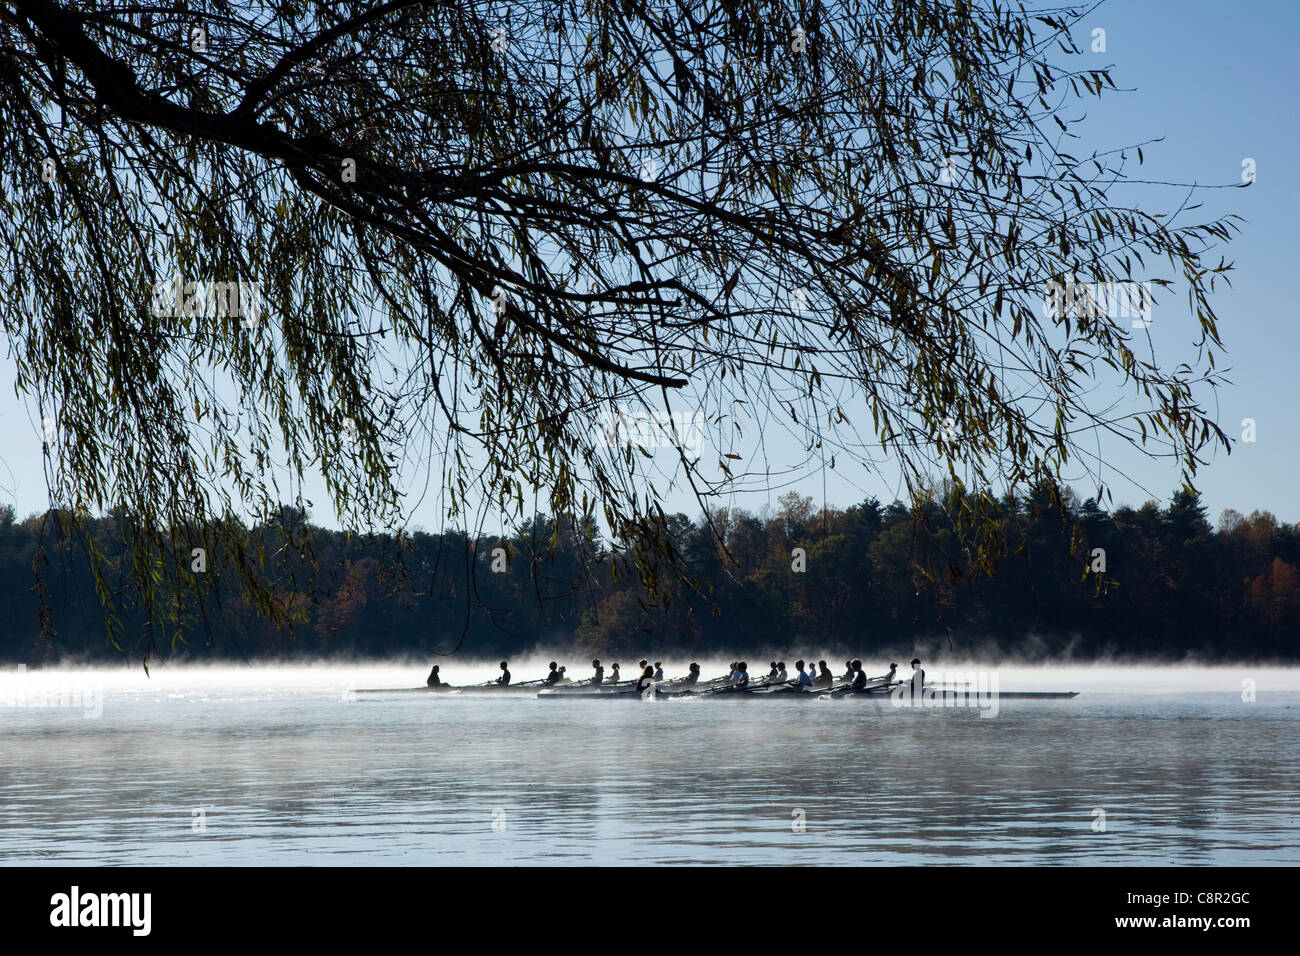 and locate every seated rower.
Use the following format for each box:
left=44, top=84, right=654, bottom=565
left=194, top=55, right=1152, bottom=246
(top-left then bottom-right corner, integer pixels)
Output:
left=734, top=661, right=750, bottom=688
left=774, top=661, right=789, bottom=682
left=609, top=663, right=621, bottom=684
left=850, top=659, right=868, bottom=690
left=591, top=659, right=604, bottom=685
left=557, top=665, right=569, bottom=683
left=793, top=661, right=812, bottom=689
left=909, top=657, right=925, bottom=695
left=766, top=661, right=780, bottom=680
left=680, top=663, right=701, bottom=686
left=653, top=661, right=664, bottom=681
left=816, top=660, right=834, bottom=686
left=843, top=660, right=855, bottom=680
left=884, top=662, right=898, bottom=685
left=496, top=661, right=511, bottom=686
left=544, top=661, right=561, bottom=684
left=635, top=665, right=656, bottom=695
left=426, top=664, right=443, bottom=688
